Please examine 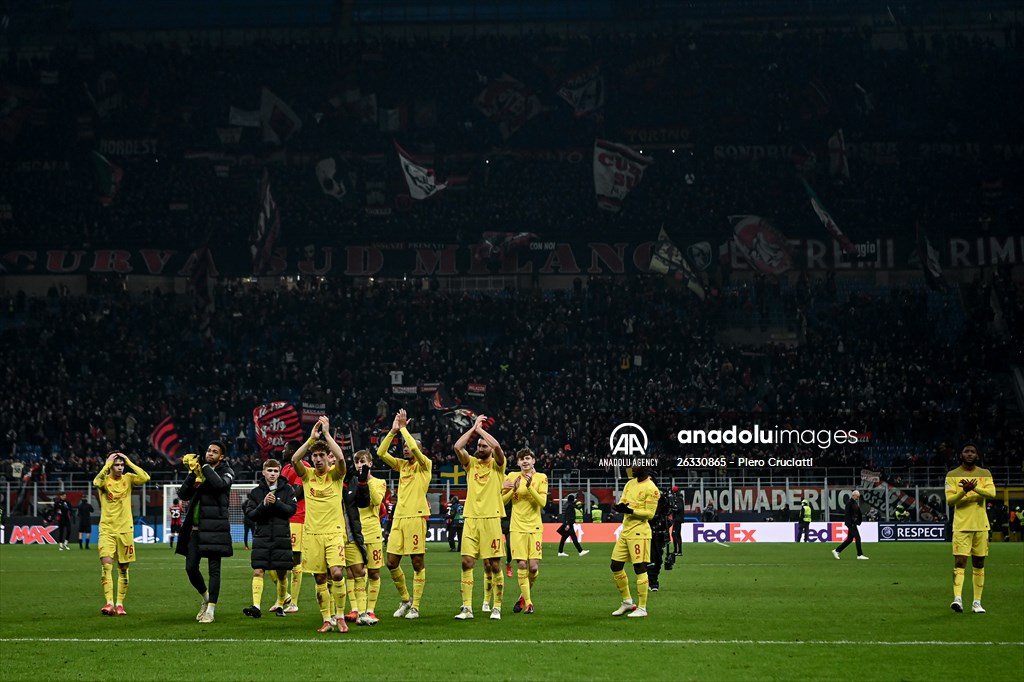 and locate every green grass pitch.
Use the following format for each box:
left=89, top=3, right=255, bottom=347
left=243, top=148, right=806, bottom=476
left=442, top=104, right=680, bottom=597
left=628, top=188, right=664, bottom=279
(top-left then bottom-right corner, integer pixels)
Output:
left=1, top=542, right=1022, bottom=681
